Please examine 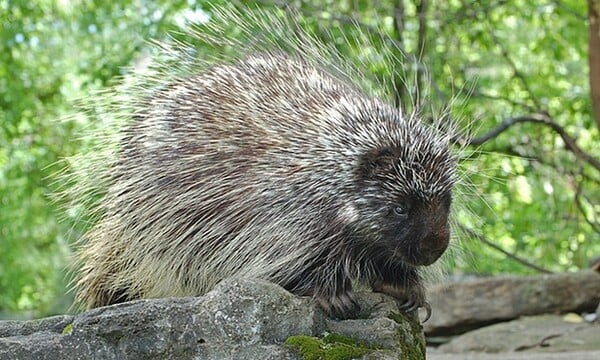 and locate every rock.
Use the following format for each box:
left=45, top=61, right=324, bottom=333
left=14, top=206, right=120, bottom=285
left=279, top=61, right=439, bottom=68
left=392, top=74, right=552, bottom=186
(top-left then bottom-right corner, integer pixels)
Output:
left=427, top=350, right=600, bottom=360
left=0, top=315, right=74, bottom=337
left=192, top=278, right=323, bottom=345
left=425, top=270, right=600, bottom=336
left=326, top=292, right=410, bottom=349
left=437, top=314, right=600, bottom=353
left=0, top=279, right=425, bottom=360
